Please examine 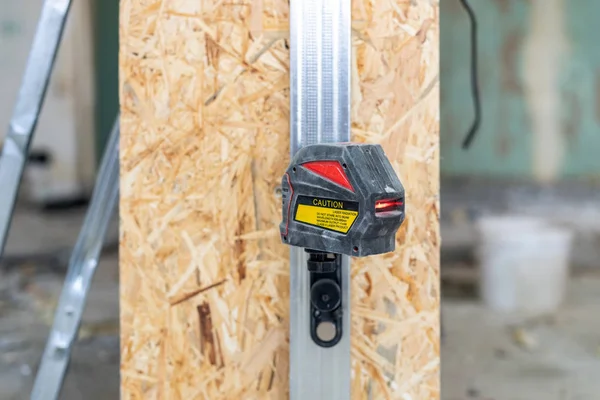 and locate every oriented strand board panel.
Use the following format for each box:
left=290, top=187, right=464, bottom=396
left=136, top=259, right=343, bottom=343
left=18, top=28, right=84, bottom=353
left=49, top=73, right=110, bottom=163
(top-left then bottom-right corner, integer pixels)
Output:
left=119, top=0, right=439, bottom=399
